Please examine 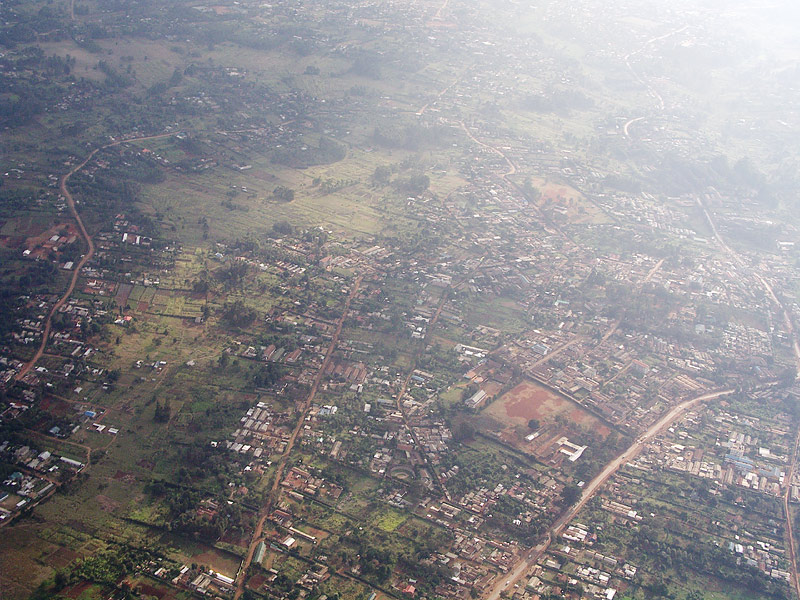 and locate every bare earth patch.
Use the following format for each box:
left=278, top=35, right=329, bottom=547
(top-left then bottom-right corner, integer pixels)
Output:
left=96, top=494, right=121, bottom=513
left=486, top=380, right=609, bottom=436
